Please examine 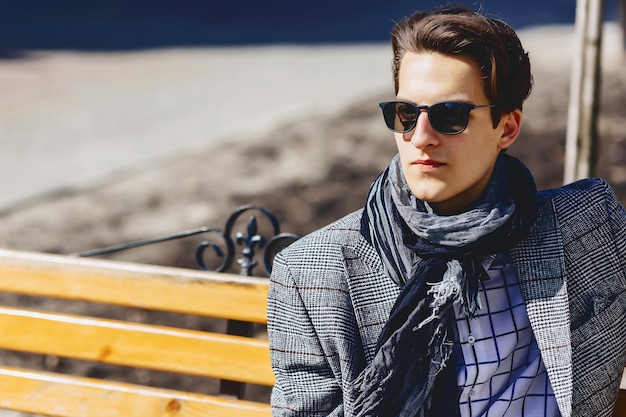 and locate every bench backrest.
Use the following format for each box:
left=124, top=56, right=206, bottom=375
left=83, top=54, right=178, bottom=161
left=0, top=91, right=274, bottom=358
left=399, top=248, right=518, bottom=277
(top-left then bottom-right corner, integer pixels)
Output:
left=0, top=248, right=272, bottom=417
